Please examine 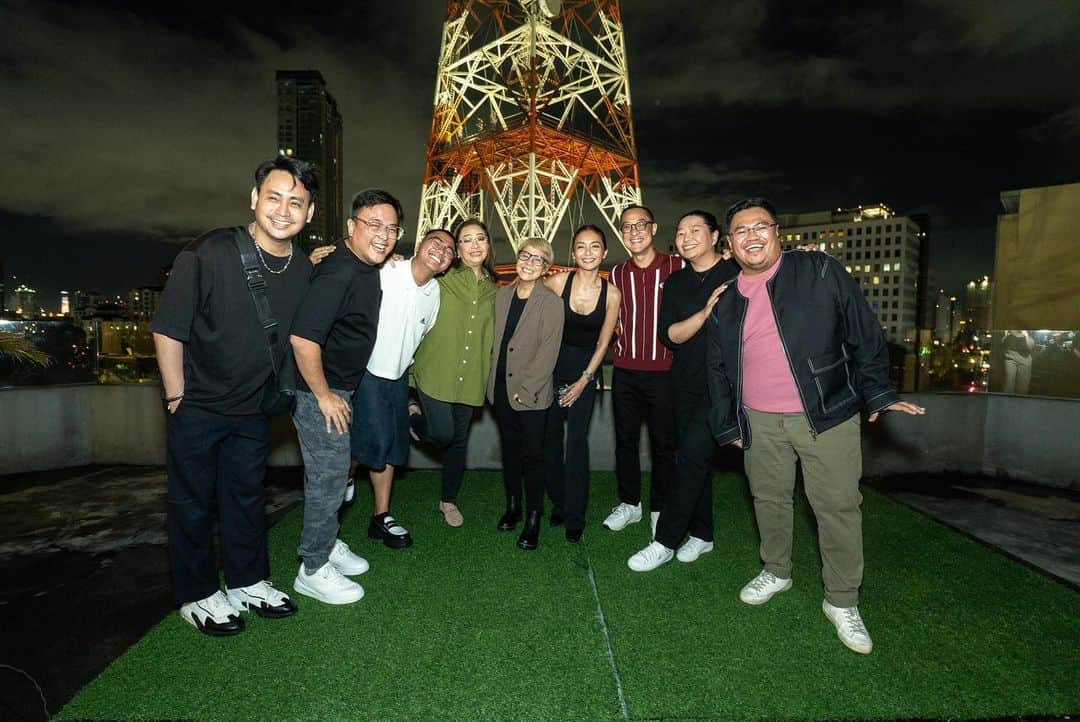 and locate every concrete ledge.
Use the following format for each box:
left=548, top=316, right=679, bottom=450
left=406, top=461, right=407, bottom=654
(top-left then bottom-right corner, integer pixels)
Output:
left=2, top=385, right=1077, bottom=490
